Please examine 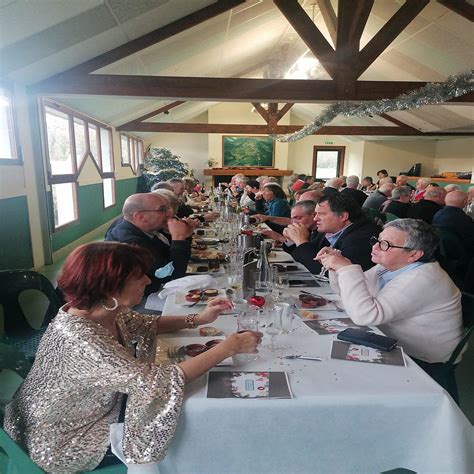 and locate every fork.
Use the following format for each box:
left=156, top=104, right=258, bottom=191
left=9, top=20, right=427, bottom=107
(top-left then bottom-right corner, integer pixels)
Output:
left=283, top=355, right=322, bottom=361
